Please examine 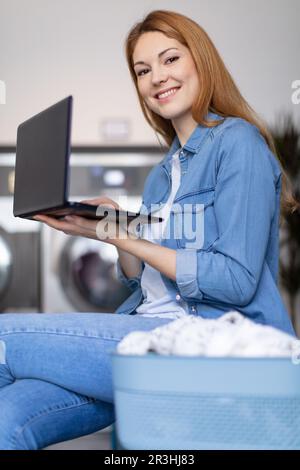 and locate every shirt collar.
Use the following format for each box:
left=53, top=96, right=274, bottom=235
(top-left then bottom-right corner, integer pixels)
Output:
left=161, top=110, right=224, bottom=167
